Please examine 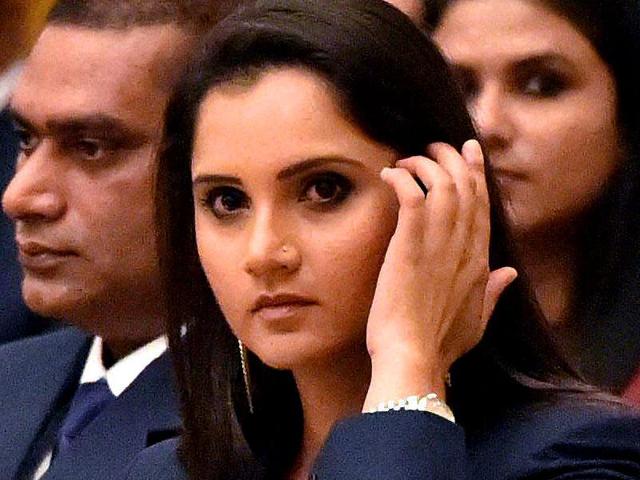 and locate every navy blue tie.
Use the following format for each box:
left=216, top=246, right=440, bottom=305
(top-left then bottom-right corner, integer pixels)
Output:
left=56, top=378, right=115, bottom=456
